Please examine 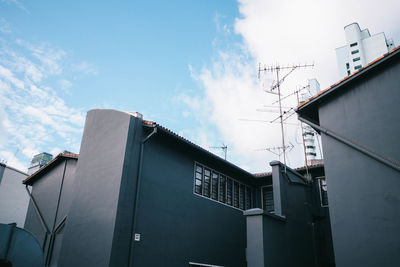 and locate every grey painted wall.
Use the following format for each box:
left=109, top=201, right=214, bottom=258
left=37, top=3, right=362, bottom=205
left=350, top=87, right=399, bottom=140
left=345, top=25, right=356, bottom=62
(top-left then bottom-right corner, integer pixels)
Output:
left=58, top=110, right=140, bottom=267
left=57, top=109, right=255, bottom=267
left=0, top=164, right=28, bottom=227
left=246, top=163, right=335, bottom=267
left=24, top=158, right=77, bottom=266
left=317, top=56, right=400, bottom=266
left=131, top=130, right=251, bottom=266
